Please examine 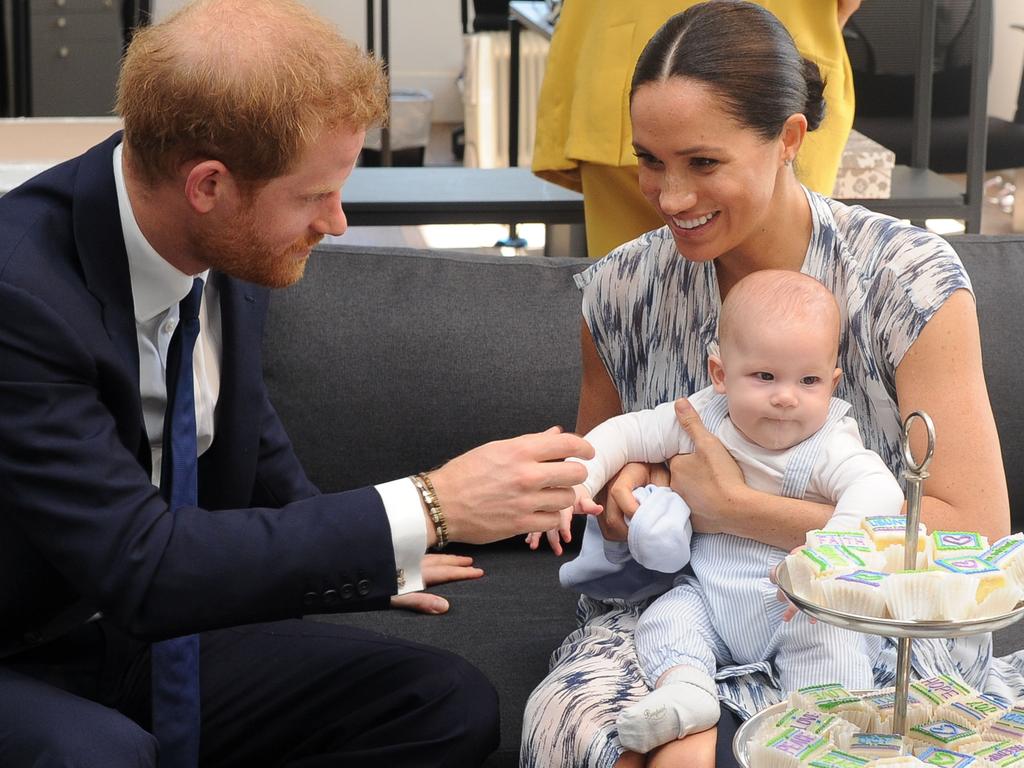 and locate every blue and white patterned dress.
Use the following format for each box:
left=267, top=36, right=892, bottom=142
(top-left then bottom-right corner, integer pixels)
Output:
left=520, top=188, right=1024, bottom=768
